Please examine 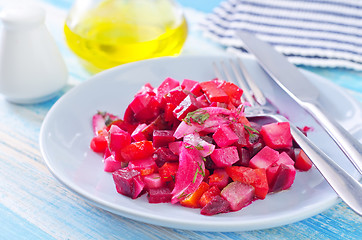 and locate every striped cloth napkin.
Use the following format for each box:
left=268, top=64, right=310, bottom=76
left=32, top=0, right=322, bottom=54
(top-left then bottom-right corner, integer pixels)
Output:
left=200, top=0, right=362, bottom=71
